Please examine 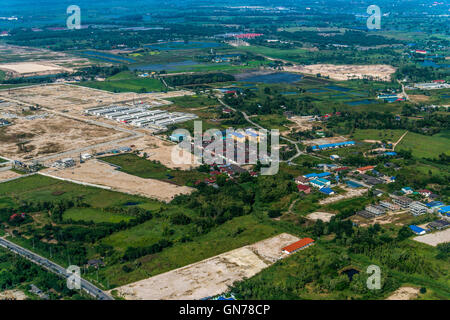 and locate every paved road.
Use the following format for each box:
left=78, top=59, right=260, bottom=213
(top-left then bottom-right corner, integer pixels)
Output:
left=0, top=237, right=113, bottom=300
